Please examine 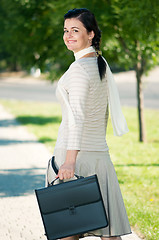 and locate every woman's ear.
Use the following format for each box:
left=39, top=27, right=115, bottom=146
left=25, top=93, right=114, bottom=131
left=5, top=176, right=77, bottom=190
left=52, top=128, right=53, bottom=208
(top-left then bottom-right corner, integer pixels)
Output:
left=89, top=30, right=95, bottom=40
